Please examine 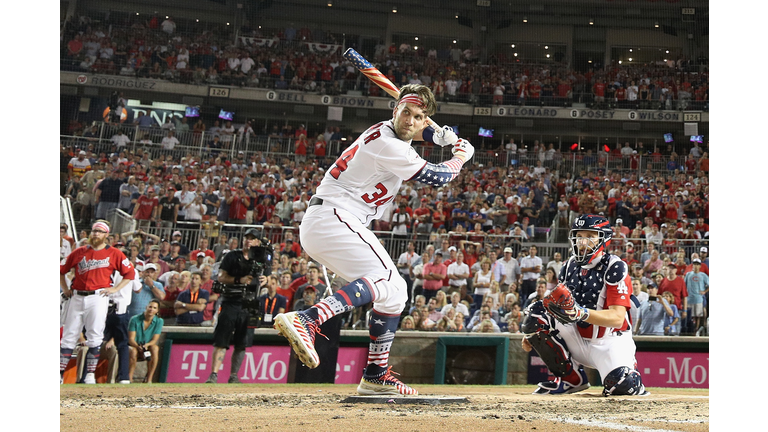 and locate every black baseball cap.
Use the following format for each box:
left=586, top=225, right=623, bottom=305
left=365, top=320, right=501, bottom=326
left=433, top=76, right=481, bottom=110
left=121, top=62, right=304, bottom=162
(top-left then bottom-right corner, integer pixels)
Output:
left=244, top=228, right=262, bottom=238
